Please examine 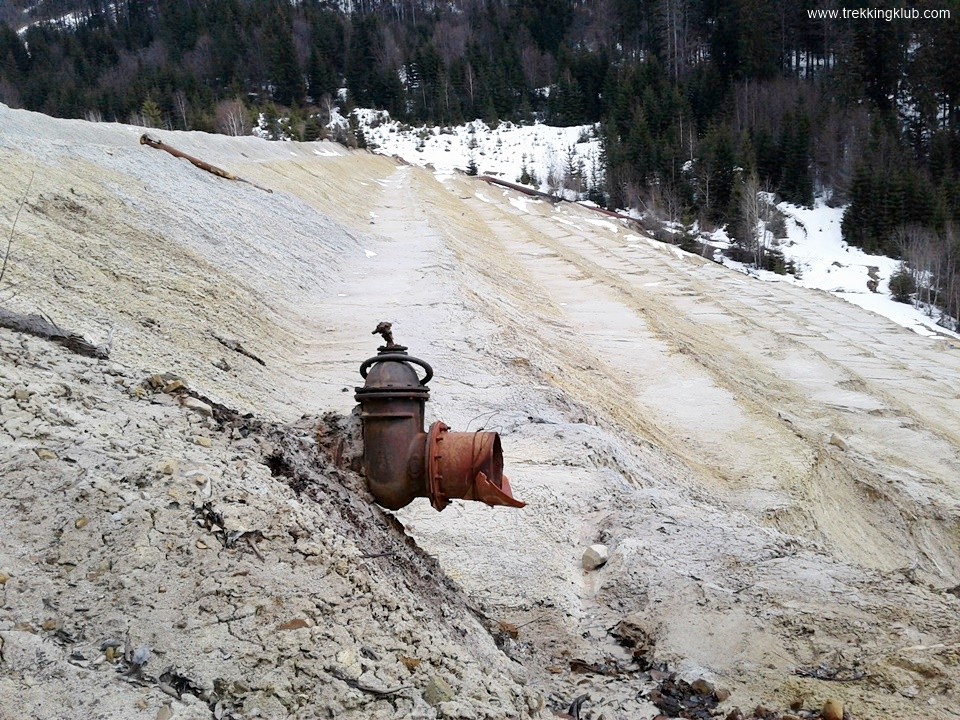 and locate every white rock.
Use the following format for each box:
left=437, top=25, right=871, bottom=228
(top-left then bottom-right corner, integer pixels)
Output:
left=182, top=397, right=214, bottom=416
left=582, top=544, right=609, bottom=570
left=829, top=433, right=848, bottom=451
